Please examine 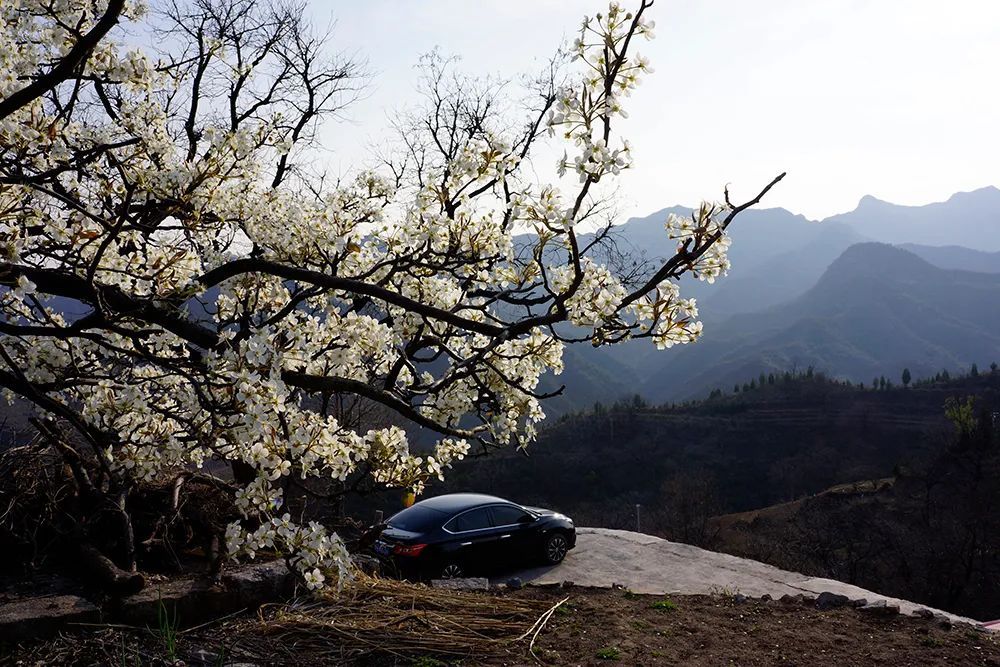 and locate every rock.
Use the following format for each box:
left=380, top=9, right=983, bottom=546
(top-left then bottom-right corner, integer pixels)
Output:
left=913, top=608, right=935, bottom=620
left=561, top=580, right=575, bottom=589
left=938, top=616, right=953, bottom=631
left=759, top=594, right=772, bottom=602
left=351, top=554, right=381, bottom=575
left=114, top=577, right=220, bottom=627
left=431, top=577, right=490, bottom=591
left=858, top=599, right=900, bottom=617
left=532, top=581, right=562, bottom=589
left=0, top=595, right=100, bottom=642
left=115, top=560, right=295, bottom=627
left=851, top=598, right=868, bottom=608
left=815, top=592, right=852, bottom=610
left=733, top=593, right=748, bottom=604
left=506, top=577, right=524, bottom=590
left=222, top=560, right=295, bottom=605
